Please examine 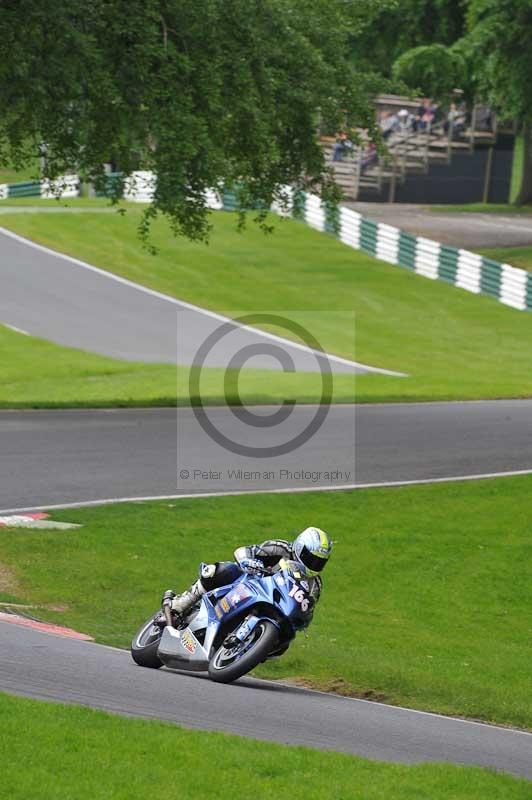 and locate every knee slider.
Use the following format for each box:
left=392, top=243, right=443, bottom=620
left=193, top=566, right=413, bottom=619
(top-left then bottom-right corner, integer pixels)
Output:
left=200, top=562, right=216, bottom=579
left=199, top=562, right=218, bottom=590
